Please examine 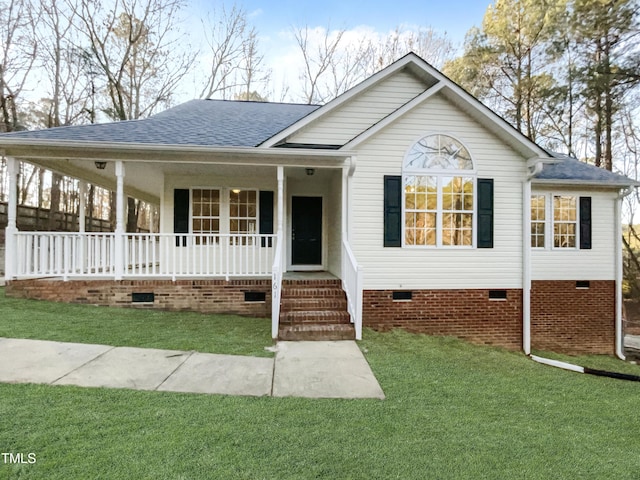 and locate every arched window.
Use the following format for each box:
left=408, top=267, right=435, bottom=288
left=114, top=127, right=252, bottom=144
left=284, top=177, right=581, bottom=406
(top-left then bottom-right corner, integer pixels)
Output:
left=403, top=134, right=475, bottom=247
